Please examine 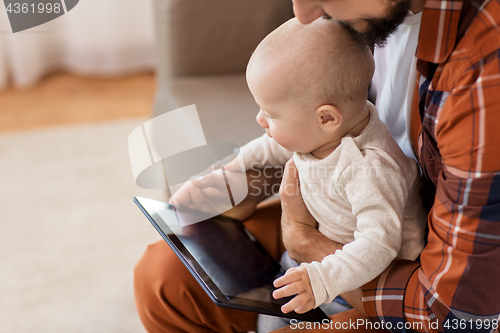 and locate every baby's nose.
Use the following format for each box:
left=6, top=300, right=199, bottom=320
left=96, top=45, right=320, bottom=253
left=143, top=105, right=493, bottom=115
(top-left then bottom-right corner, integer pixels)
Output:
left=256, top=110, right=268, bottom=128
